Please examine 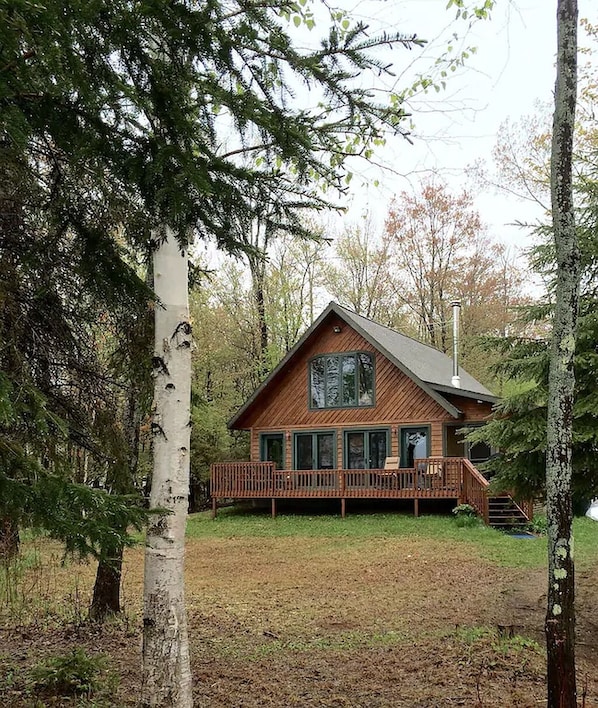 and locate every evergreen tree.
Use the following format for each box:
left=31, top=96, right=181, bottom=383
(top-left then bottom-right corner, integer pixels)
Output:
left=470, top=297, right=598, bottom=509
